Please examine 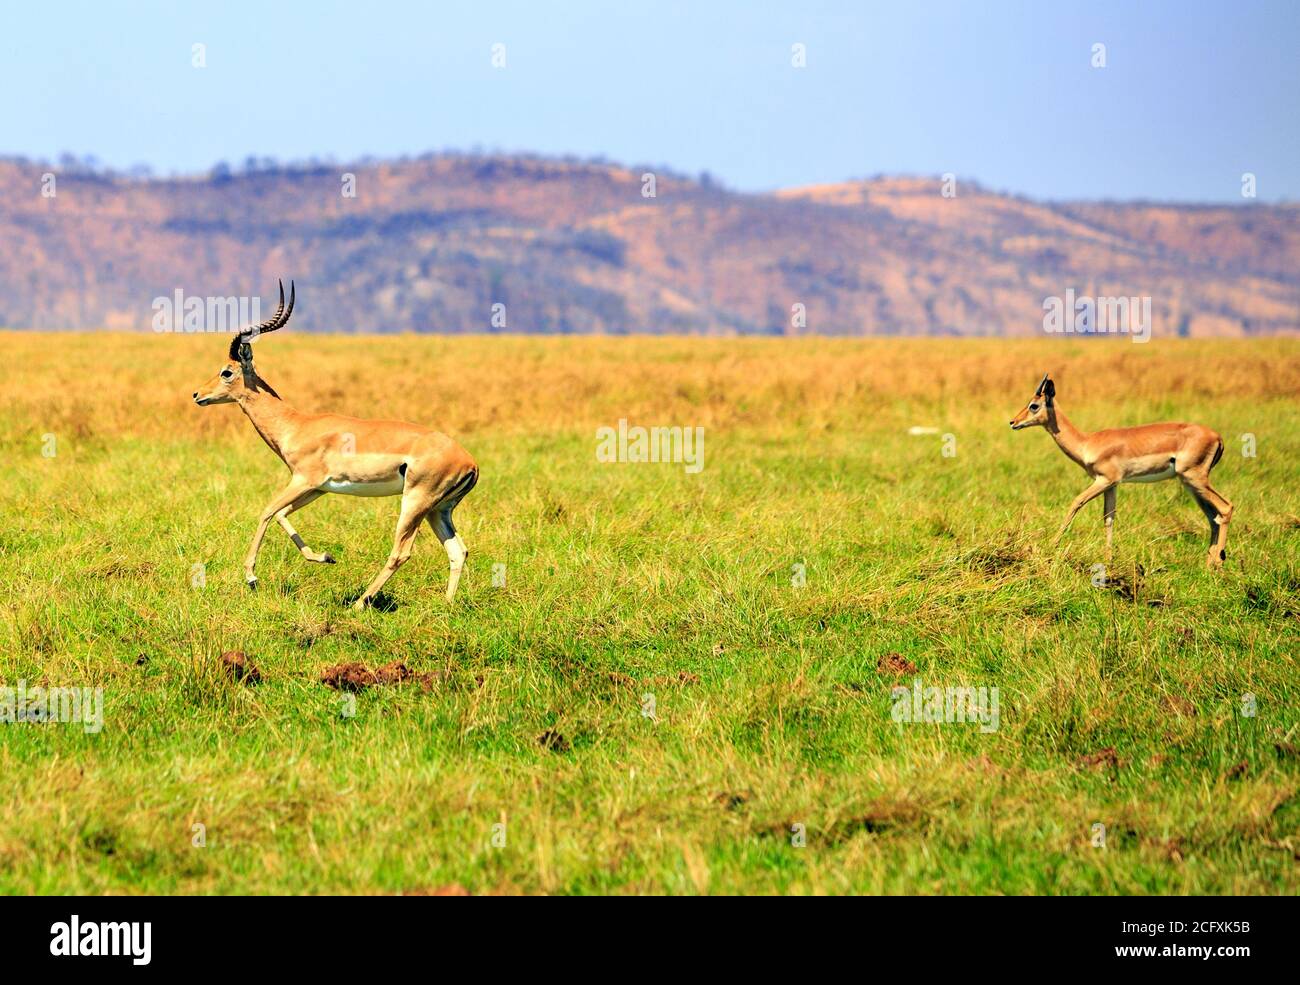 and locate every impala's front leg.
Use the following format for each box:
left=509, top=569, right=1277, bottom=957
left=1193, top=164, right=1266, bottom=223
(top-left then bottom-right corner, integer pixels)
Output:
left=244, top=479, right=317, bottom=590
left=1103, top=486, right=1117, bottom=562
left=1052, top=477, right=1114, bottom=548
left=275, top=491, right=336, bottom=564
